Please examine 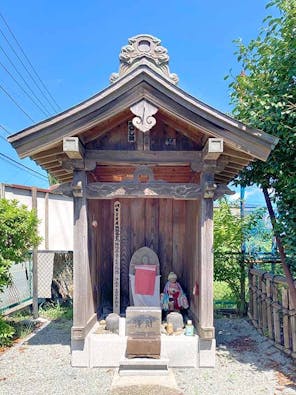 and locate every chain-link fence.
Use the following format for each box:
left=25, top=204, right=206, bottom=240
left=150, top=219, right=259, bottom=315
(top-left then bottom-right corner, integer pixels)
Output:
left=0, top=250, right=73, bottom=315
left=0, top=258, right=33, bottom=314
